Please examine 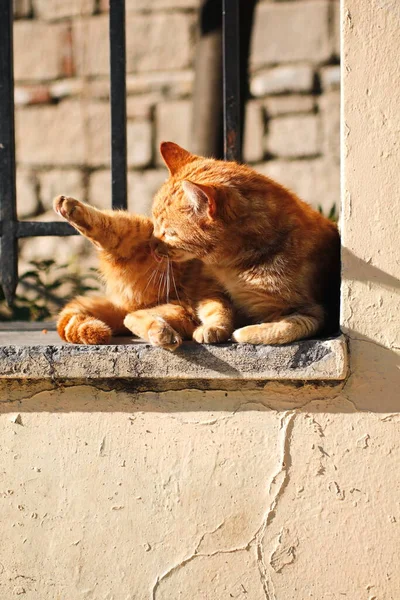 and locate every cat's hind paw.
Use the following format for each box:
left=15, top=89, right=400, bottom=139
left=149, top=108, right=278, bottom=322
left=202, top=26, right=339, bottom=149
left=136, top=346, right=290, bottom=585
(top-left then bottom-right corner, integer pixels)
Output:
left=77, top=319, right=112, bottom=345
left=193, top=325, right=231, bottom=344
left=232, top=323, right=286, bottom=345
left=58, top=313, right=112, bottom=345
